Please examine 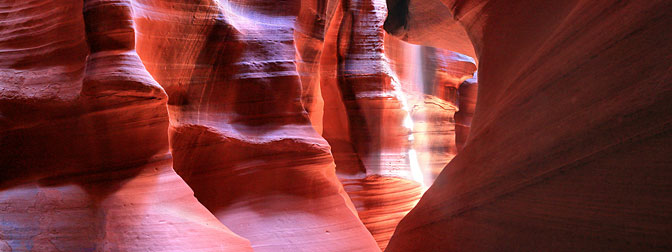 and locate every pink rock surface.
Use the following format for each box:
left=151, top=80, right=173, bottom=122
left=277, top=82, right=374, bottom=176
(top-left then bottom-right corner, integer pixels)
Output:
left=318, top=1, right=425, bottom=249
left=386, top=0, right=672, bottom=251
left=319, top=0, right=476, bottom=249
left=0, top=0, right=251, bottom=251
left=132, top=0, right=379, bottom=251
left=4, top=0, right=664, bottom=251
